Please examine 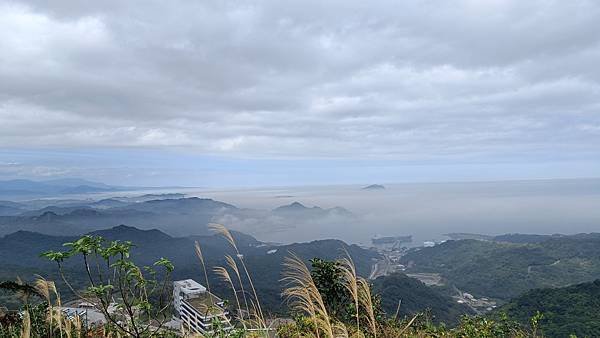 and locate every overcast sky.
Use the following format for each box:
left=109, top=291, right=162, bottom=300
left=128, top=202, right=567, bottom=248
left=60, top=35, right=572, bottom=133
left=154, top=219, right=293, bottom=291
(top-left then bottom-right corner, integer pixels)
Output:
left=1, top=0, right=600, bottom=186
